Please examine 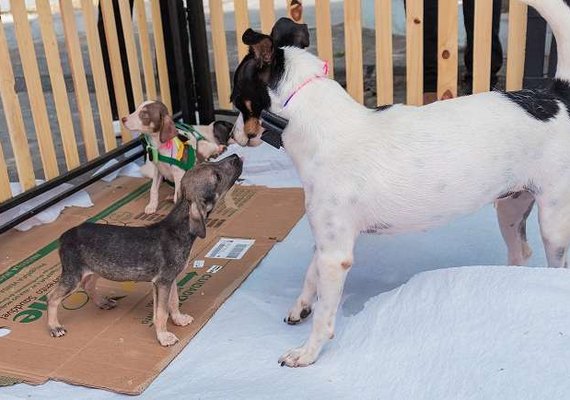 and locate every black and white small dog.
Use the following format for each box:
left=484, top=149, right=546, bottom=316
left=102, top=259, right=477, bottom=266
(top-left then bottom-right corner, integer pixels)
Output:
left=47, top=155, right=243, bottom=346
left=230, top=0, right=570, bottom=366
